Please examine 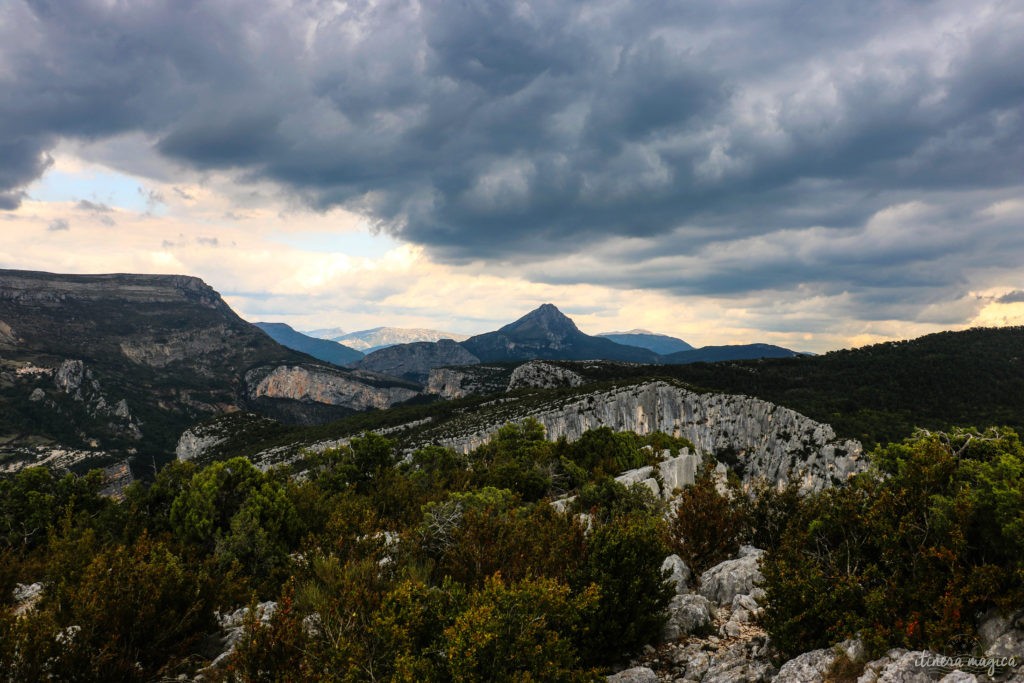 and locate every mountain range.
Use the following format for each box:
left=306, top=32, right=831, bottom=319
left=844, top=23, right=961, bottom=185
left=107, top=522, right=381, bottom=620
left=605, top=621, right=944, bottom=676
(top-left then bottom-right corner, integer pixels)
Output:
left=461, top=303, right=662, bottom=364
left=15, top=266, right=988, bottom=478
left=597, top=330, right=695, bottom=355
left=351, top=303, right=797, bottom=378
left=0, top=269, right=417, bottom=472
left=318, top=326, right=468, bottom=352
left=254, top=322, right=365, bottom=366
